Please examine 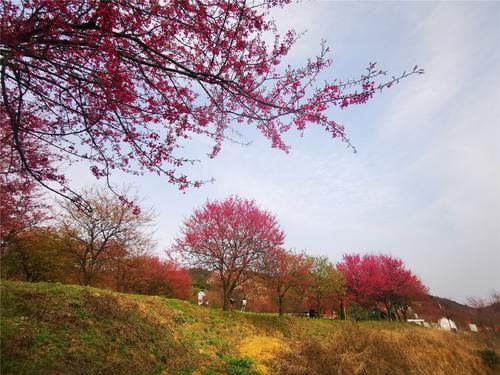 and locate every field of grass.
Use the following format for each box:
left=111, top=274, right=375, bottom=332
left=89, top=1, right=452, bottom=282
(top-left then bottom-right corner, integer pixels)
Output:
left=1, top=281, right=499, bottom=374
